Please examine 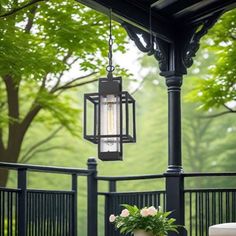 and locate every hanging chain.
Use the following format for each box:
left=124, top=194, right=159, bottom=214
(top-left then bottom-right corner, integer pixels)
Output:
left=149, top=6, right=153, bottom=49
left=106, top=9, right=115, bottom=78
